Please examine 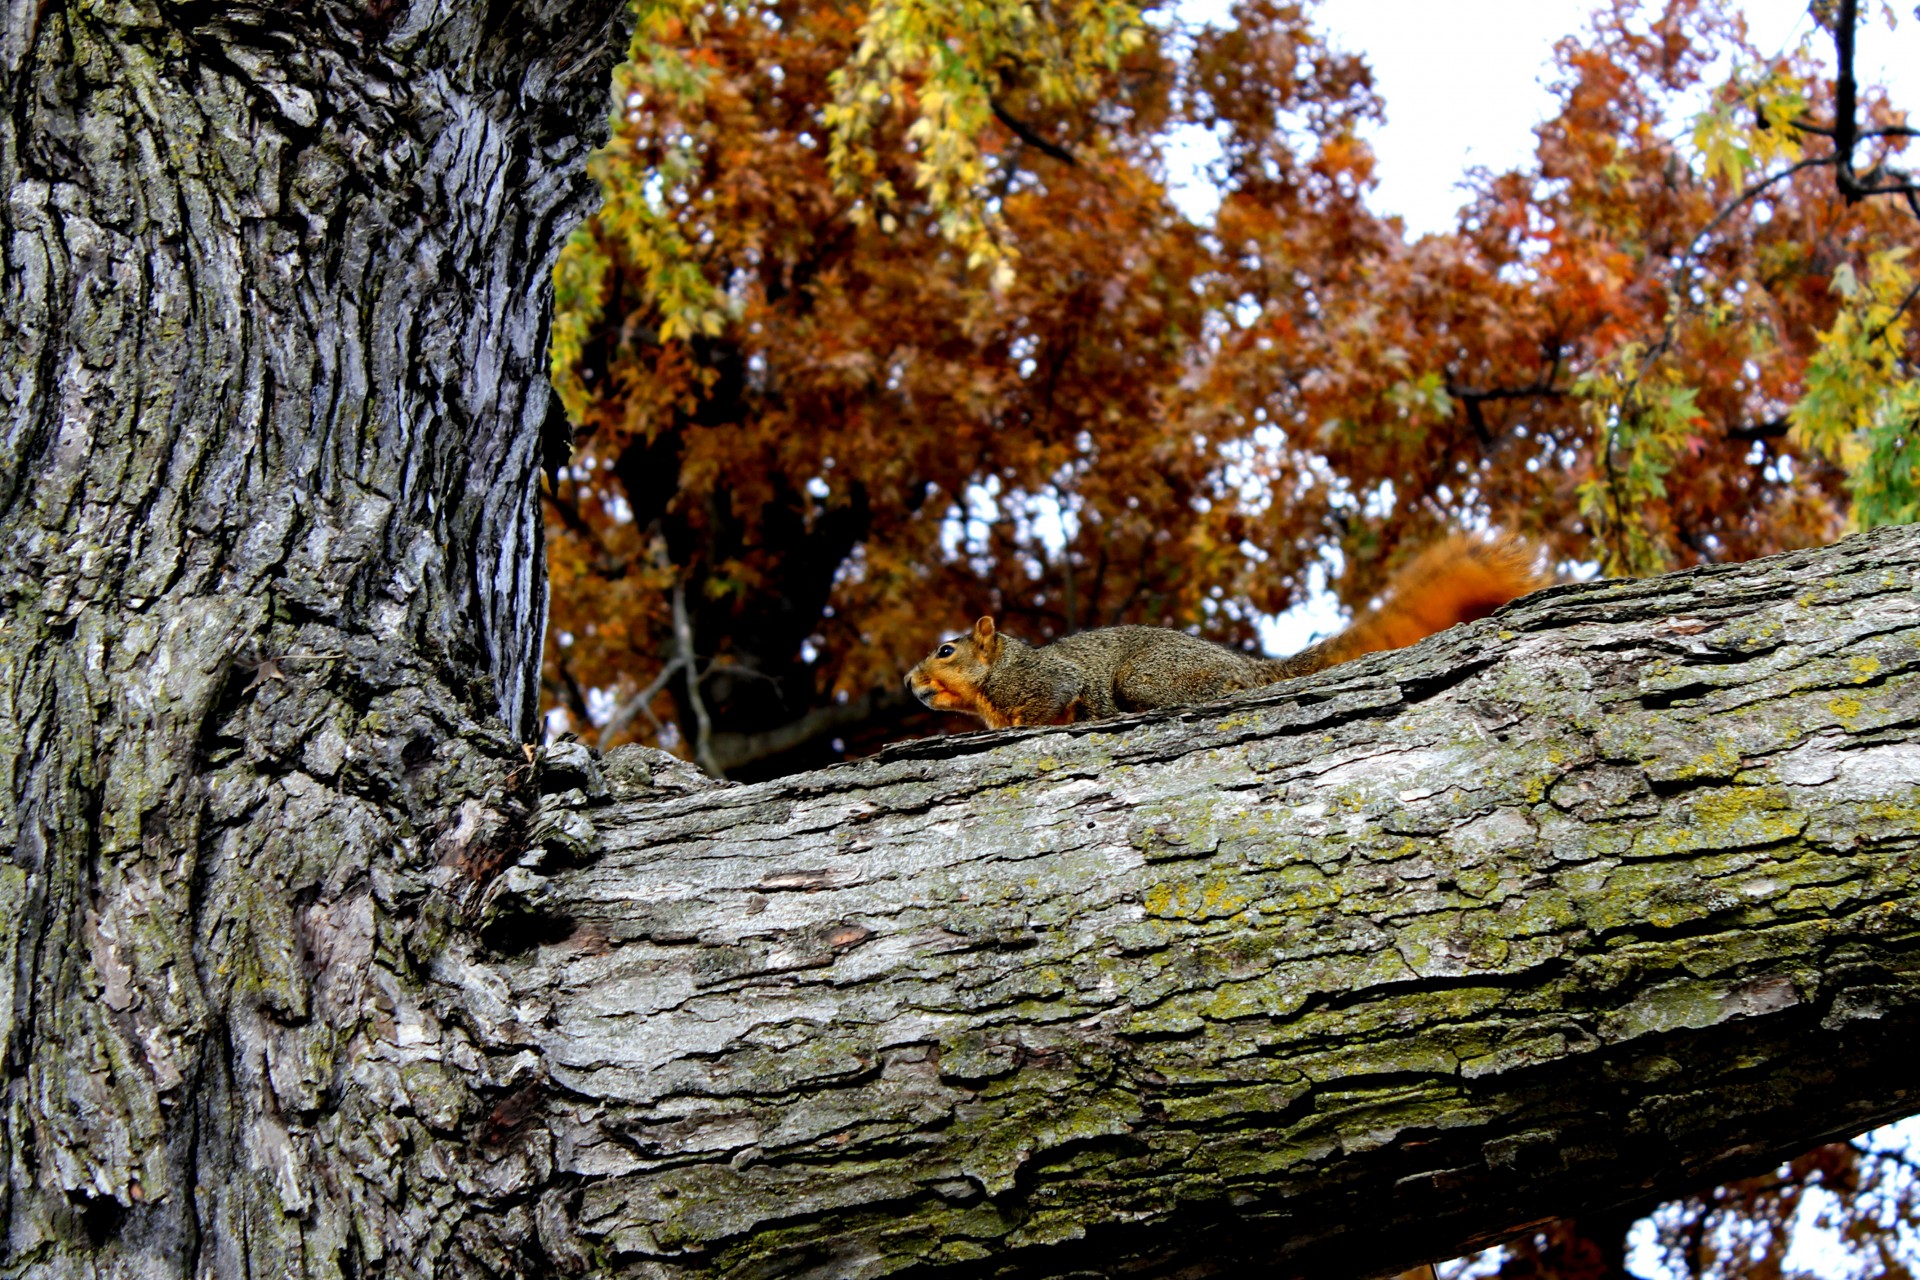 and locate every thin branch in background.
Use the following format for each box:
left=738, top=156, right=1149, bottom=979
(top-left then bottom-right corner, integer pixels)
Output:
left=1590, top=3, right=1908, bottom=546
left=1795, top=122, right=1920, bottom=141
left=1446, top=381, right=1571, bottom=442
left=702, top=659, right=782, bottom=689
left=1831, top=0, right=1866, bottom=201
left=1598, top=153, right=1836, bottom=520
left=1448, top=381, right=1570, bottom=401
left=1679, top=155, right=1838, bottom=273
left=1604, top=143, right=1847, bottom=542
left=1602, top=408, right=1631, bottom=575
left=596, top=654, right=684, bottom=749
left=672, top=578, right=721, bottom=776
left=1864, top=275, right=1920, bottom=350
left=1824, top=0, right=1920, bottom=202
left=1726, top=417, right=1791, bottom=441
left=1644, top=5, right=1918, bottom=383
left=989, top=97, right=1076, bottom=165
left=1443, top=336, right=1573, bottom=445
